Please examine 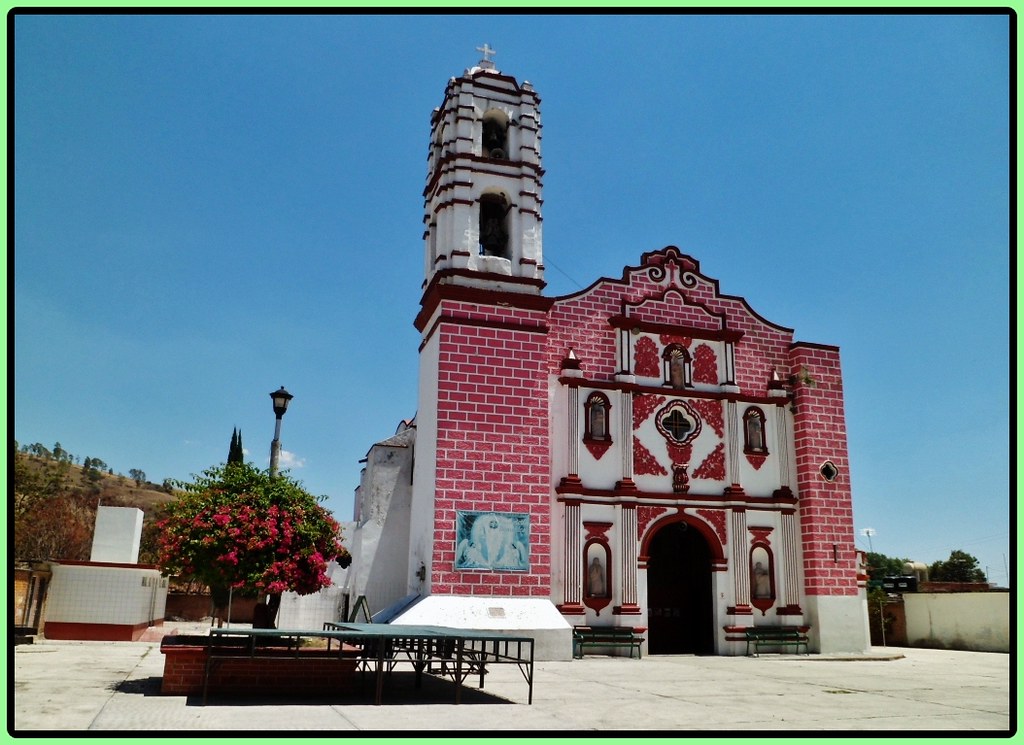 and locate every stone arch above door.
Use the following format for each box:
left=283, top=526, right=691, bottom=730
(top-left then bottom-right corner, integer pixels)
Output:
left=638, top=510, right=726, bottom=567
